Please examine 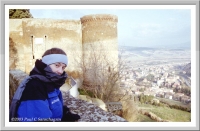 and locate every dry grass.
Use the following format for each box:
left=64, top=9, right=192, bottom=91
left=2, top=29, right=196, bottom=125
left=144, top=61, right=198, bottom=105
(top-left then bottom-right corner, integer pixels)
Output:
left=66, top=70, right=83, bottom=79
left=121, top=100, right=138, bottom=122
left=138, top=103, right=191, bottom=122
